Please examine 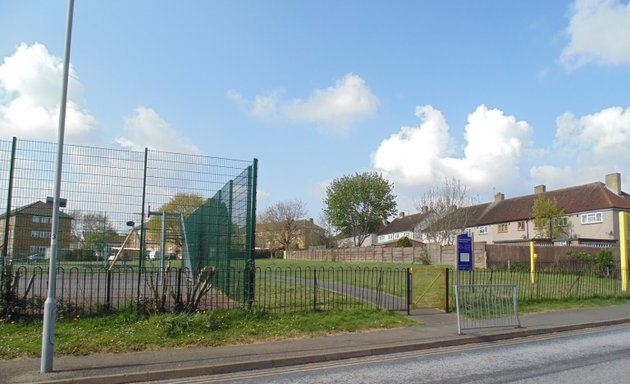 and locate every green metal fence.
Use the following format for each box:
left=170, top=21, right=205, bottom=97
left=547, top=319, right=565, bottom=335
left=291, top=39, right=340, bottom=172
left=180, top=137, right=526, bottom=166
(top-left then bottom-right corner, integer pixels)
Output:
left=0, top=137, right=257, bottom=306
